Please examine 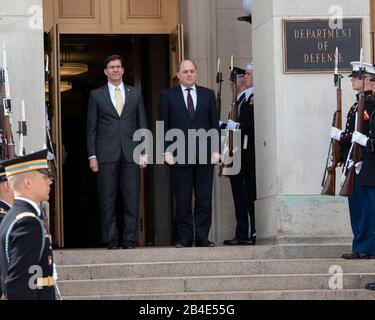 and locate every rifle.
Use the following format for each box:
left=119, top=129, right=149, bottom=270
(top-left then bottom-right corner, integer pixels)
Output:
left=0, top=42, right=16, bottom=160
left=216, top=58, right=223, bottom=117
left=339, top=50, right=366, bottom=197
left=321, top=47, right=342, bottom=195
left=219, top=55, right=238, bottom=177
left=44, top=54, right=58, bottom=170
left=16, top=100, right=27, bottom=156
